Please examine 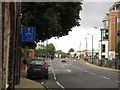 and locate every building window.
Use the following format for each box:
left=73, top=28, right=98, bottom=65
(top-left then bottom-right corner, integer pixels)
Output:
left=103, top=20, right=108, bottom=28
left=117, top=17, right=120, bottom=23
left=117, top=30, right=120, bottom=36
left=101, top=29, right=109, bottom=40
left=102, top=44, right=105, bottom=52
